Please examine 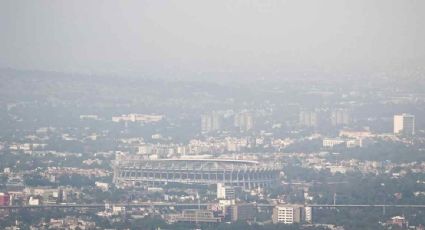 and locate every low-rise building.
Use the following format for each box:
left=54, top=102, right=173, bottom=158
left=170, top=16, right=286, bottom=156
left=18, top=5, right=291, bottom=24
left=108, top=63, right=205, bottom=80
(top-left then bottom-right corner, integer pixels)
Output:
left=0, top=192, right=10, bottom=206
left=173, top=209, right=221, bottom=223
